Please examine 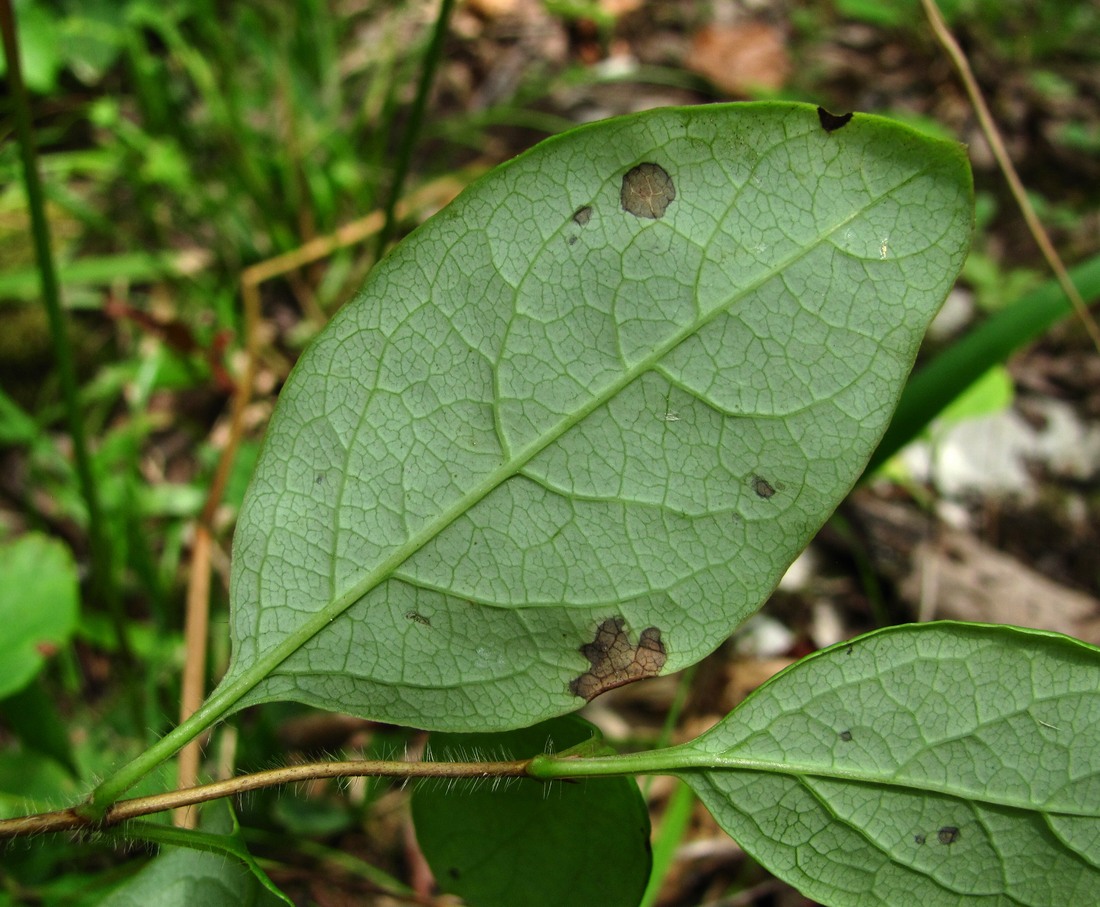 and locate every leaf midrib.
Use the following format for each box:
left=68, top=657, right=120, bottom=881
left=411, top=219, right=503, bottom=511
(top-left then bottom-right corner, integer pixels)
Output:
left=681, top=752, right=1096, bottom=818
